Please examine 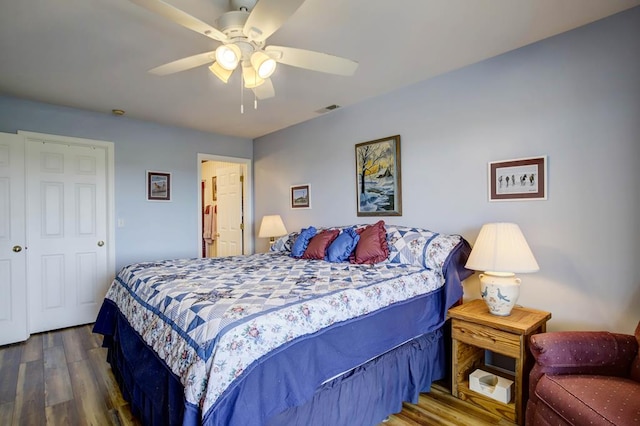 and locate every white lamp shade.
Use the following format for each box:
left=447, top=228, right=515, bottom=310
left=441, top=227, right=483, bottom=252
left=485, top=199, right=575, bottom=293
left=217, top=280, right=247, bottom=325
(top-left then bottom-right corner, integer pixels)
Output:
left=215, top=44, right=241, bottom=71
left=465, top=223, right=539, bottom=273
left=258, top=215, right=287, bottom=239
left=251, top=51, right=277, bottom=79
left=209, top=61, right=233, bottom=83
left=242, top=63, right=265, bottom=89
